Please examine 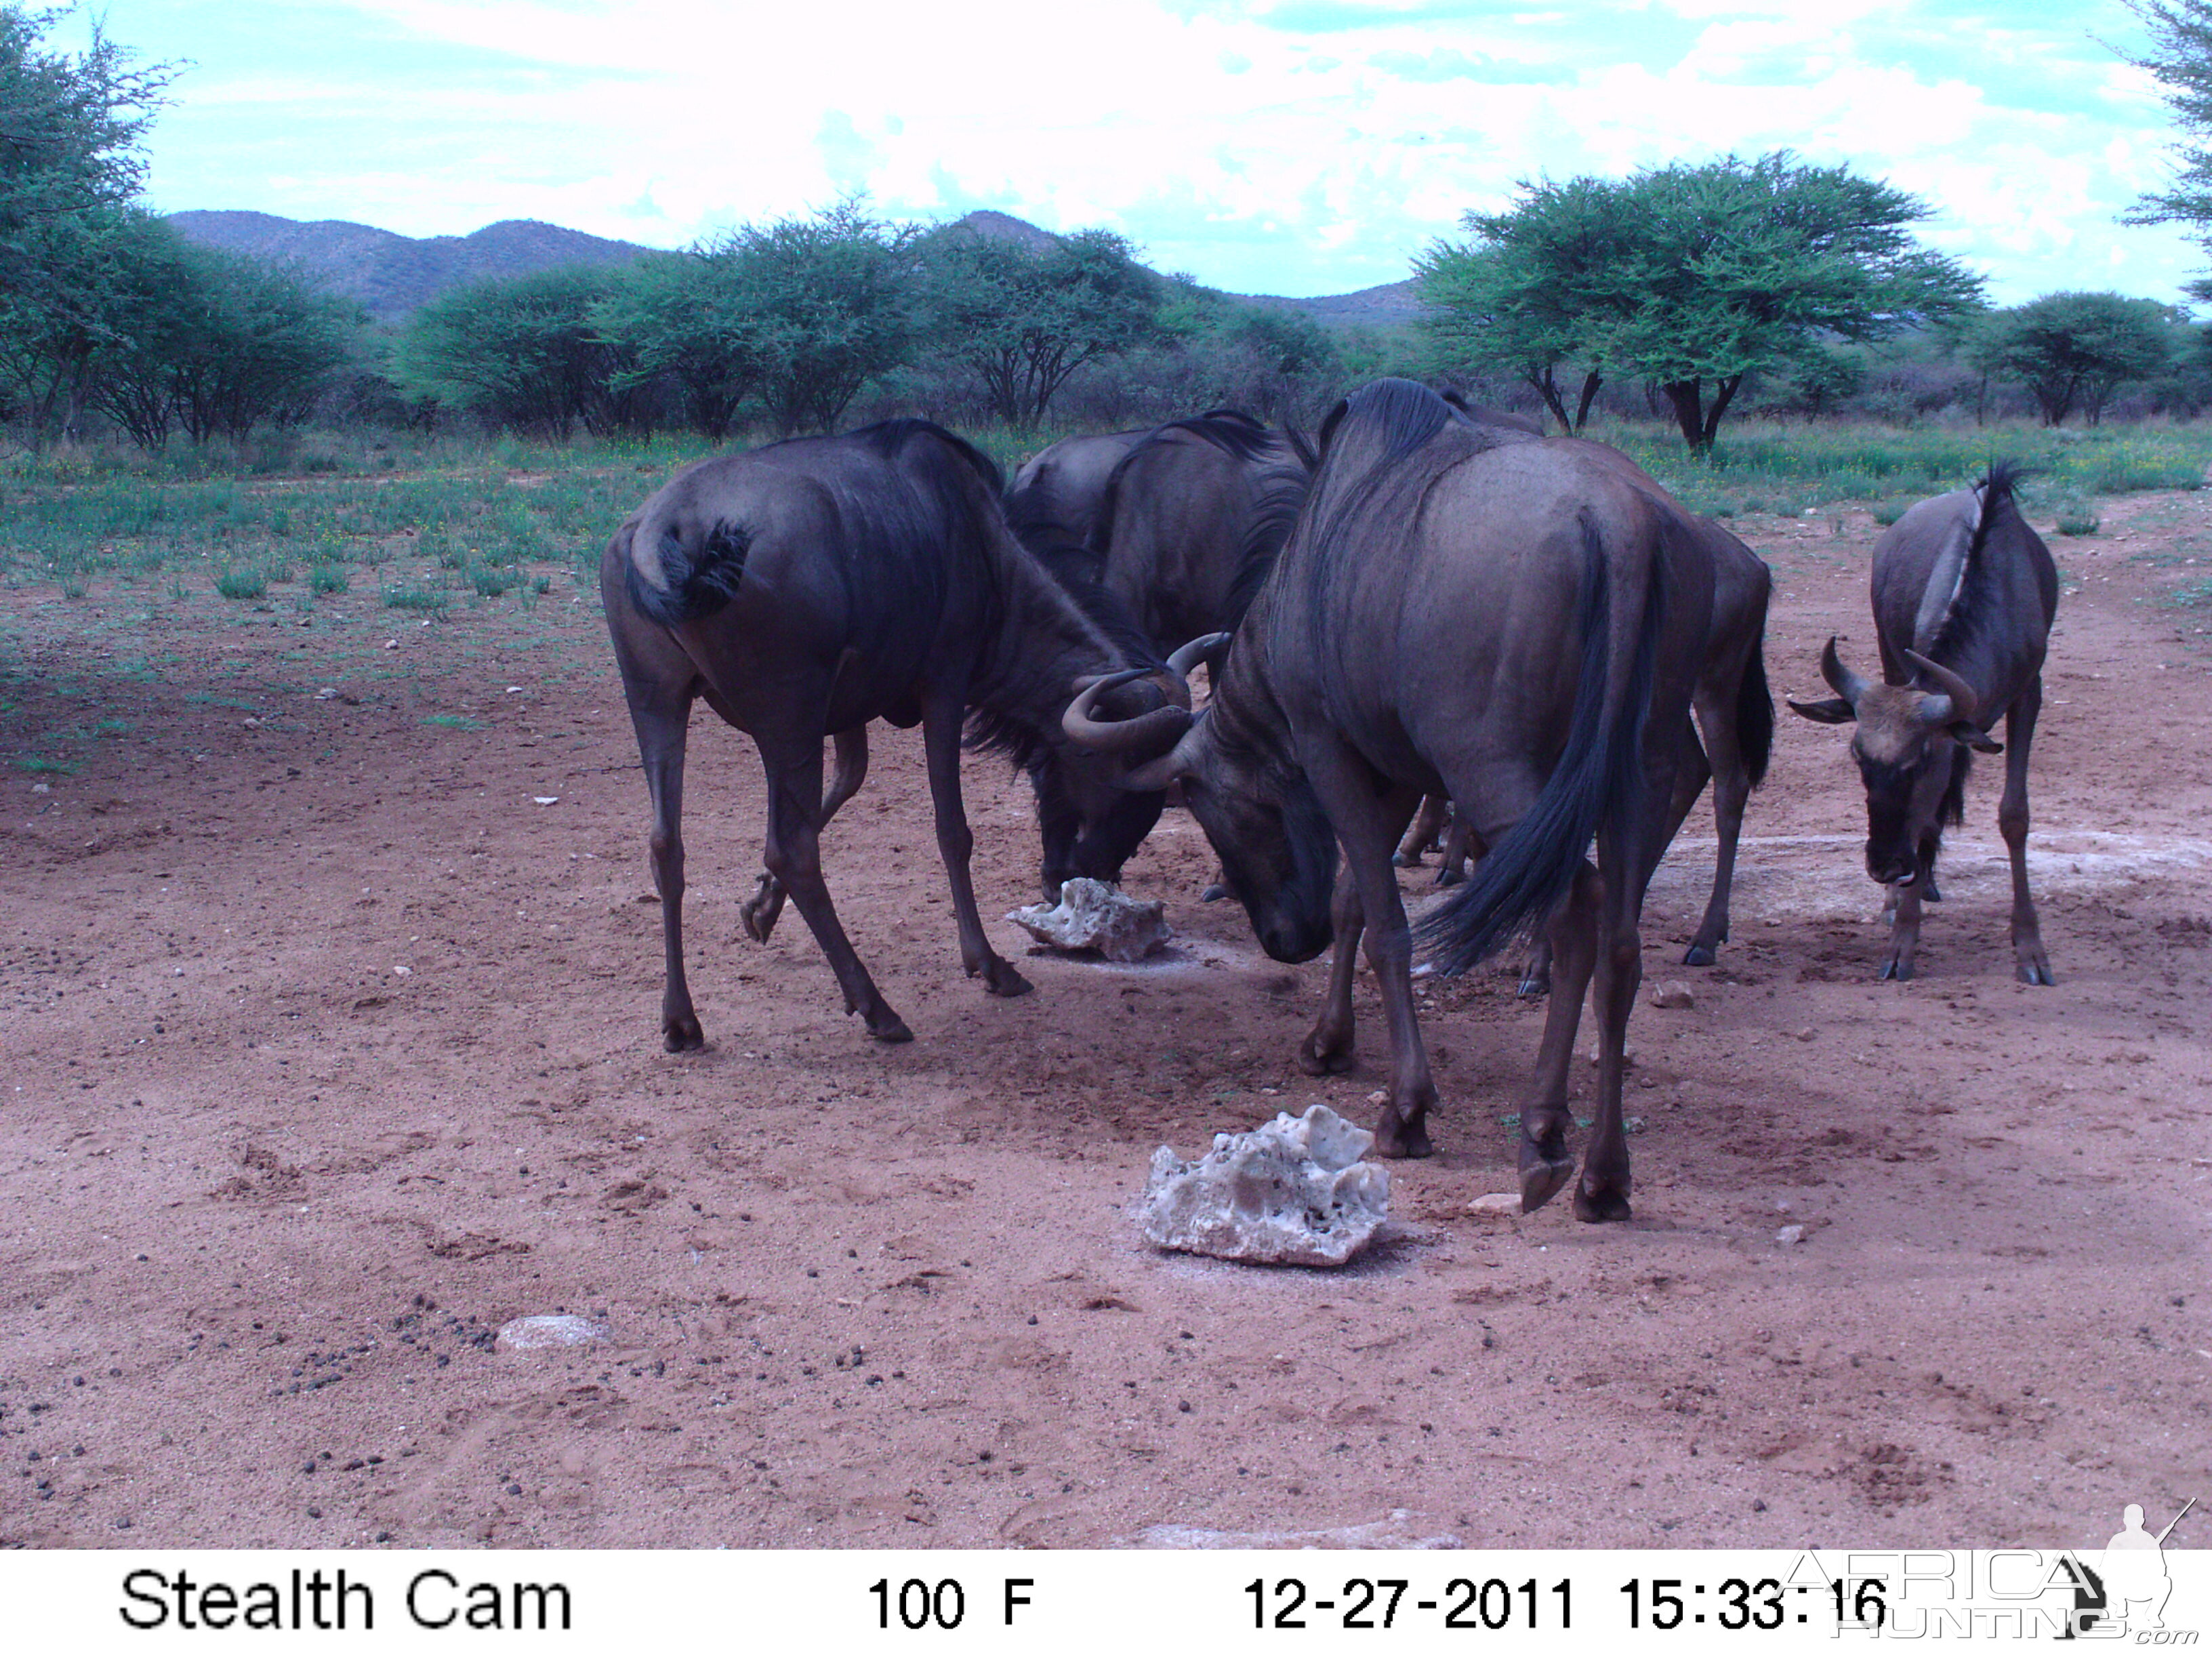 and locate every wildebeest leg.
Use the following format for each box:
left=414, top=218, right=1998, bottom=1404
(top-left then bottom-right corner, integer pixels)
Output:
left=1518, top=863, right=1601, bottom=1212
left=743, top=726, right=868, bottom=943
left=1305, top=758, right=1432, bottom=1155
left=1297, top=869, right=1364, bottom=1078
left=1575, top=825, right=1656, bottom=1223
left=1879, top=879, right=1925, bottom=982
left=758, top=733, right=912, bottom=1042
left=921, top=698, right=1032, bottom=998
left=1435, top=811, right=1475, bottom=887
left=1673, top=705, right=1737, bottom=966
left=2002, top=676, right=2054, bottom=985
left=630, top=691, right=704, bottom=1052
left=1393, top=794, right=1449, bottom=867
